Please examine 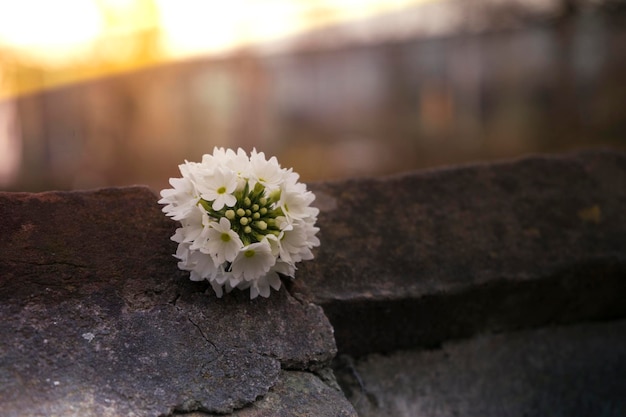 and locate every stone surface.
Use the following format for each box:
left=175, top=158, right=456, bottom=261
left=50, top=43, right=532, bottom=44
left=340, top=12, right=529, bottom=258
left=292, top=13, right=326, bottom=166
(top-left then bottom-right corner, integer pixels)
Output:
left=230, top=370, right=357, bottom=417
left=185, top=370, right=357, bottom=417
left=293, top=149, right=626, bottom=355
left=335, top=319, right=626, bottom=417
left=0, top=187, right=339, bottom=416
